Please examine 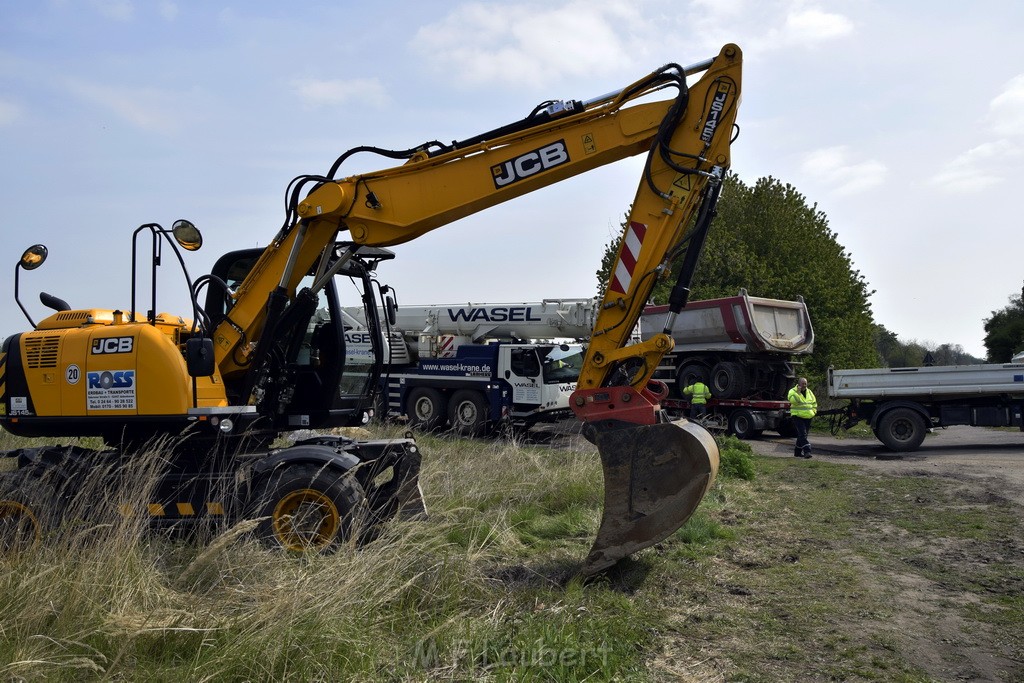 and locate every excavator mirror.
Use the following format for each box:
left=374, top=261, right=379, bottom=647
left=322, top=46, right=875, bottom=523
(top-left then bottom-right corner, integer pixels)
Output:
left=172, top=220, right=203, bottom=251
left=384, top=293, right=397, bottom=326
left=19, top=244, right=48, bottom=271
left=185, top=337, right=216, bottom=377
